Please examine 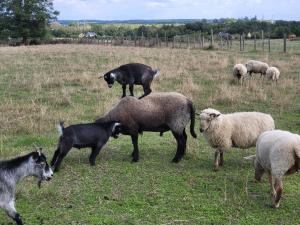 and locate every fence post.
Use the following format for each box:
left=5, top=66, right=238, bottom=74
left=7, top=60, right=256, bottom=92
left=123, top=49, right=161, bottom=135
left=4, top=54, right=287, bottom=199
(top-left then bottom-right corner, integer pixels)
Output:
left=242, top=33, right=245, bottom=51
left=193, top=33, right=196, bottom=49
left=283, top=34, right=287, bottom=53
left=254, top=34, right=256, bottom=51
left=240, top=34, right=242, bottom=51
left=202, top=35, right=205, bottom=47
left=220, top=35, right=223, bottom=50
left=261, top=30, right=264, bottom=52
left=268, top=35, right=271, bottom=53
left=187, top=35, right=190, bottom=49
left=173, top=36, right=175, bottom=48
left=199, top=31, right=202, bottom=48
left=210, top=29, right=214, bottom=47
